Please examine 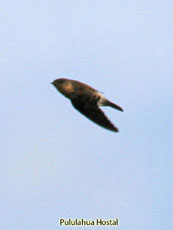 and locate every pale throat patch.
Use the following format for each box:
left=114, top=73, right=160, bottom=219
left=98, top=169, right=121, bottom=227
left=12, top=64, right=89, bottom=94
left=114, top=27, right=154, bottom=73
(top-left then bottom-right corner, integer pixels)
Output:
left=58, top=82, right=74, bottom=97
